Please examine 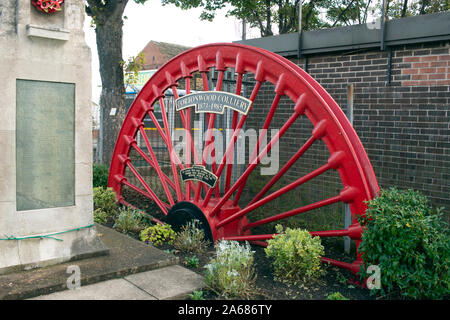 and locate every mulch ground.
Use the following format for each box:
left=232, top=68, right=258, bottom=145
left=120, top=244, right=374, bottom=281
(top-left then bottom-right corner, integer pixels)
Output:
left=119, top=189, right=380, bottom=300
left=164, top=240, right=376, bottom=300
